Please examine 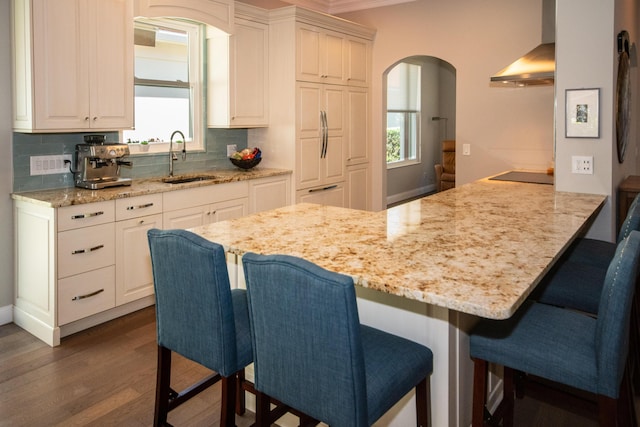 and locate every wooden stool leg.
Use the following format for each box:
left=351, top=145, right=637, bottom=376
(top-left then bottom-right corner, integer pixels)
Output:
left=472, top=358, right=488, bottom=427
left=415, top=377, right=430, bottom=427
left=255, top=390, right=271, bottom=427
left=235, top=369, right=246, bottom=415
left=154, top=345, right=172, bottom=427
left=503, top=367, right=515, bottom=427
left=598, top=395, right=618, bottom=427
left=221, top=376, right=236, bottom=427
